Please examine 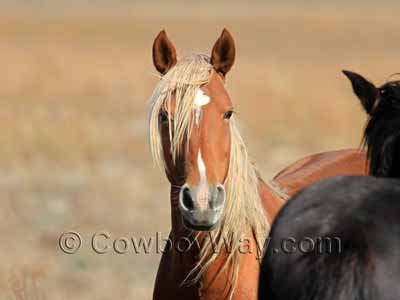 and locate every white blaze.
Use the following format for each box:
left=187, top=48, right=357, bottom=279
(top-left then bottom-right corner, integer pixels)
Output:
left=194, top=88, right=210, bottom=210
left=197, top=150, right=209, bottom=210
left=197, top=150, right=207, bottom=182
left=194, top=89, right=210, bottom=126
